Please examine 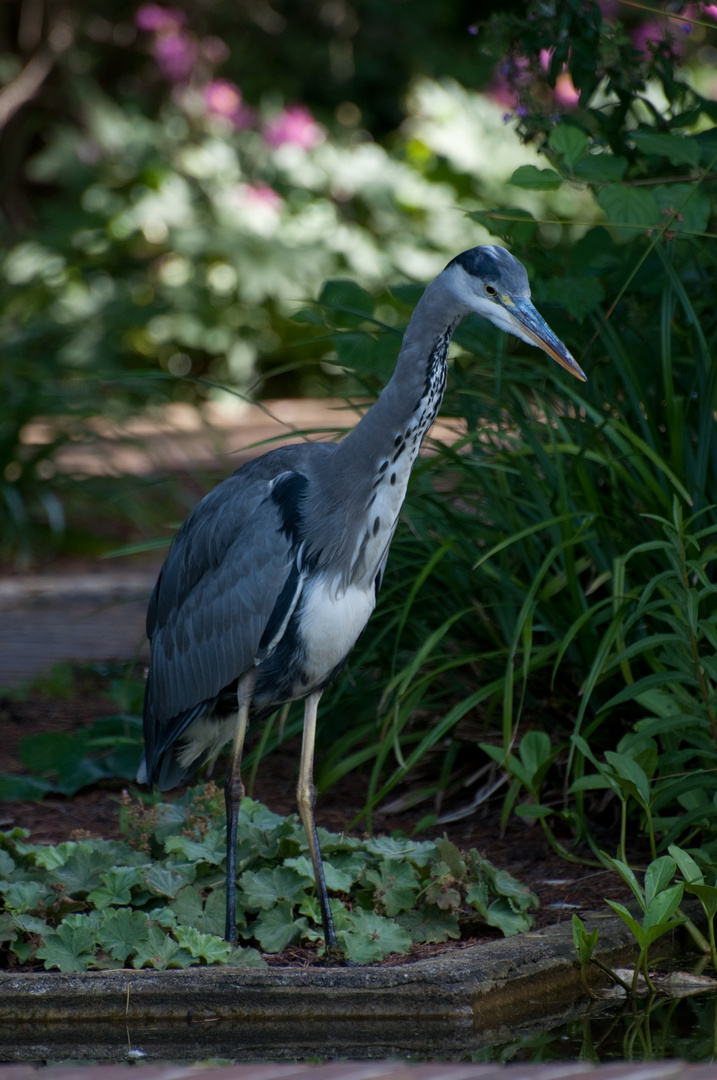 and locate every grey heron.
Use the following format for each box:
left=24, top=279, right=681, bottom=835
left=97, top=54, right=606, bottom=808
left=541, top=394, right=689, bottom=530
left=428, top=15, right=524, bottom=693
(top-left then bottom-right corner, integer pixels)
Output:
left=138, top=245, right=587, bottom=952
